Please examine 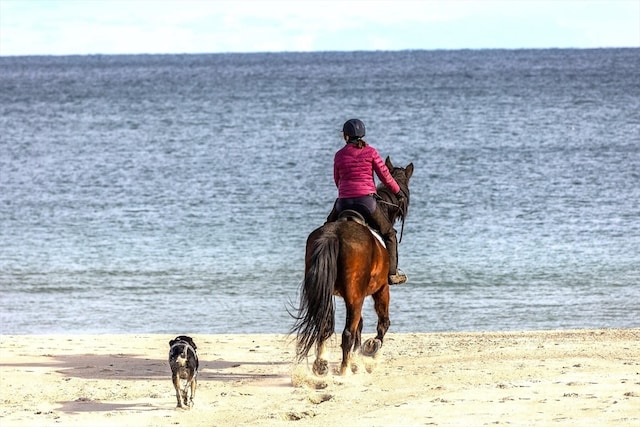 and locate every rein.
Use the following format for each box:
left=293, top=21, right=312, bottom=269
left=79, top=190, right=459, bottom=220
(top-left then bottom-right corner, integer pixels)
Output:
left=376, top=198, right=400, bottom=208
